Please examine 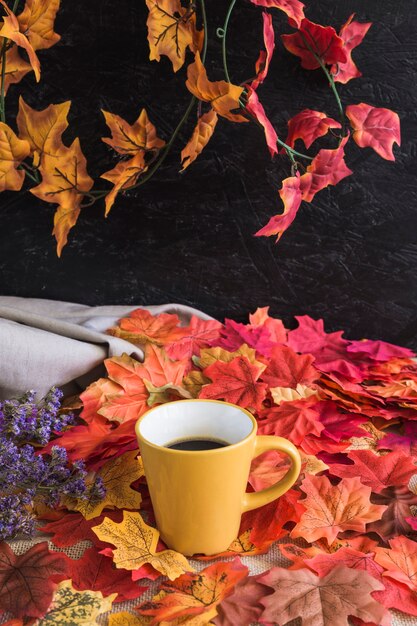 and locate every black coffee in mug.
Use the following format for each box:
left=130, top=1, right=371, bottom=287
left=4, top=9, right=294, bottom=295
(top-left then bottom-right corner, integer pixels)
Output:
left=166, top=437, right=229, bottom=451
